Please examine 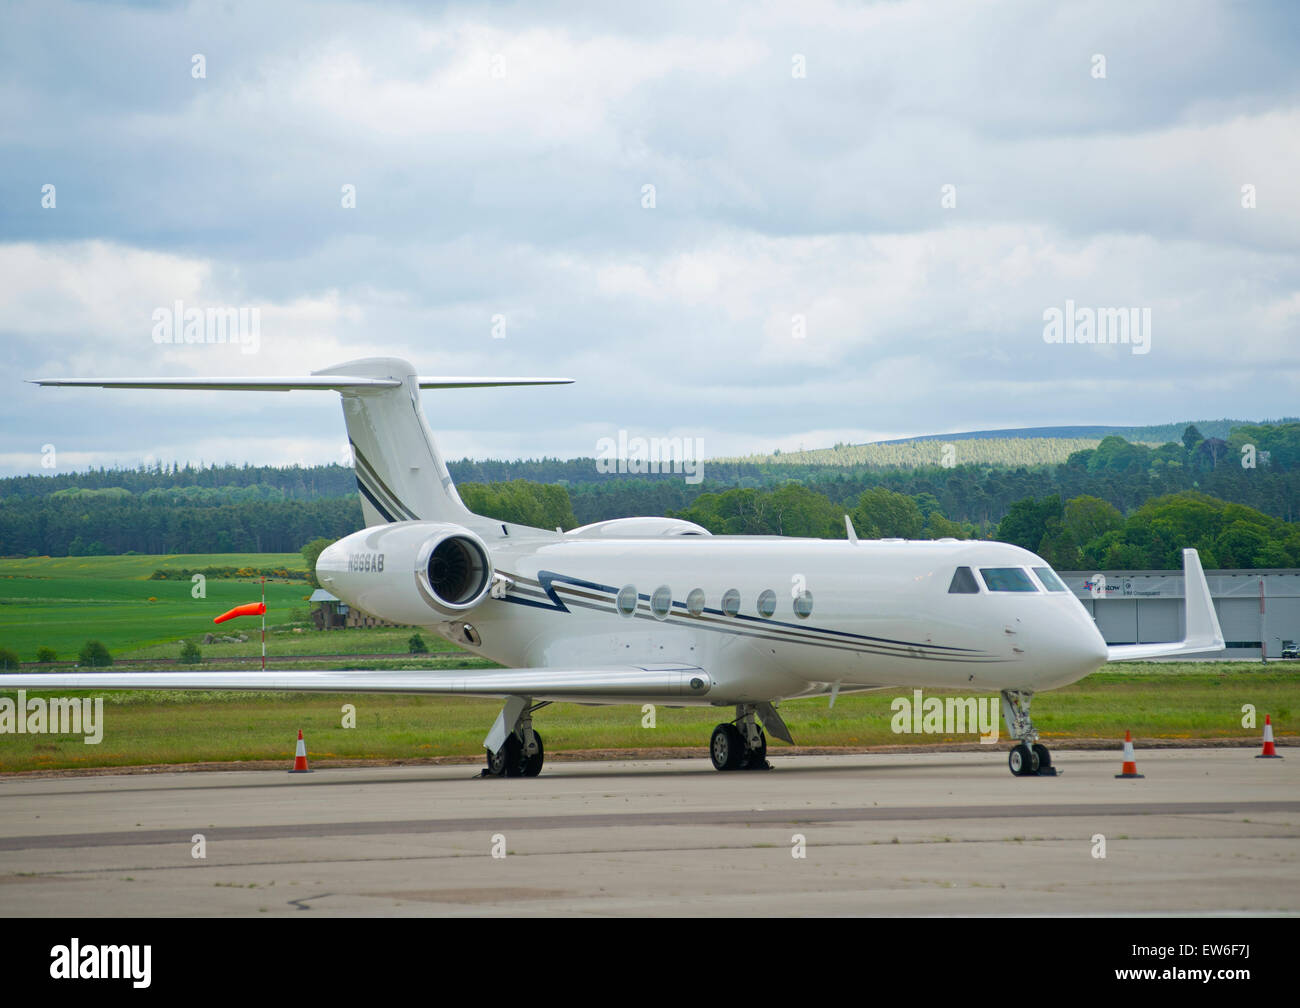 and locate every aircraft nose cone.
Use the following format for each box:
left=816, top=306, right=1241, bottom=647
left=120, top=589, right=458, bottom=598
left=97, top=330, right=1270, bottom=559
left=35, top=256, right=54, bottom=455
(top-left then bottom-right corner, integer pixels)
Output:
left=1026, top=609, right=1109, bottom=689
left=1082, top=626, right=1109, bottom=666
left=1065, top=619, right=1109, bottom=677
